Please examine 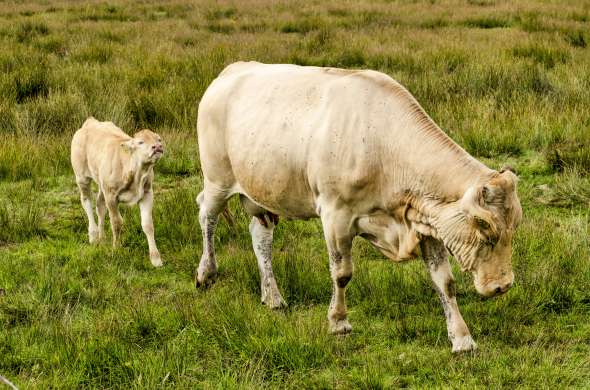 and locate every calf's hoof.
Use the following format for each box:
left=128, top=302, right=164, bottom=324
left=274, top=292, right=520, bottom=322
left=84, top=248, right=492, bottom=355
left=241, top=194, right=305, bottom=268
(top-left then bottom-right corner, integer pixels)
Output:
left=329, top=319, right=352, bottom=335
left=261, top=290, right=287, bottom=310
left=88, top=230, right=99, bottom=244
left=451, top=335, right=477, bottom=353
left=150, top=252, right=163, bottom=267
